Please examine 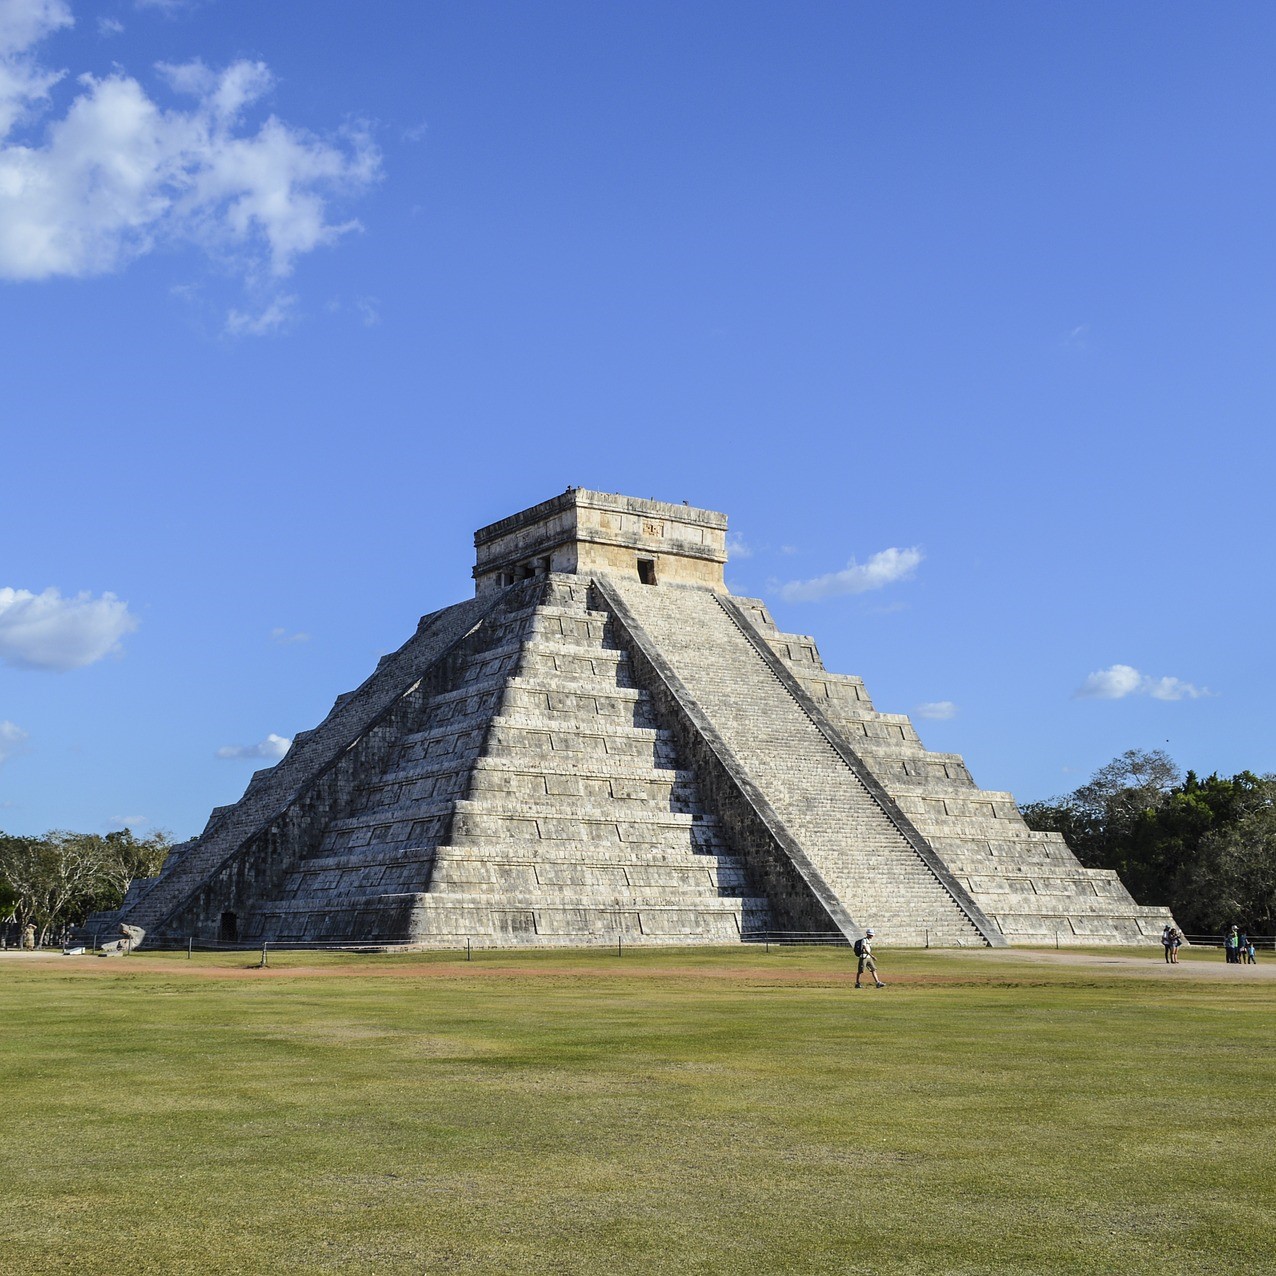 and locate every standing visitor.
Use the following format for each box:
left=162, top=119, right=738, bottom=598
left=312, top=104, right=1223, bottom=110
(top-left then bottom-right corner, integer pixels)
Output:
left=854, top=929, right=885, bottom=989
left=1162, top=924, right=1174, bottom=963
left=1225, top=926, right=1240, bottom=963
